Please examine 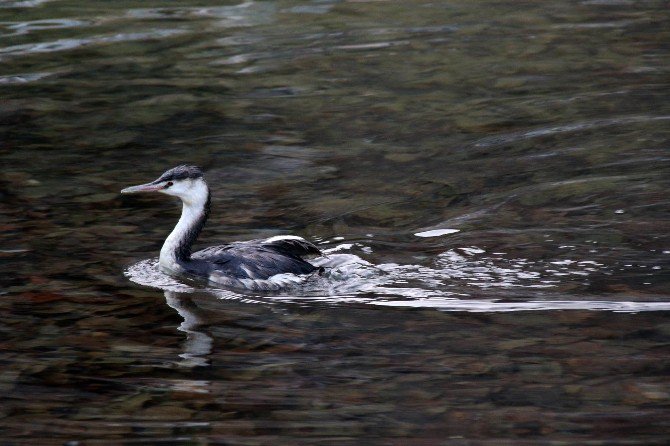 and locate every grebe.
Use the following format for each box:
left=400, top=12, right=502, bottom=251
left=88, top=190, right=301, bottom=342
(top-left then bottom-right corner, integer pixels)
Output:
left=121, top=165, right=322, bottom=290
